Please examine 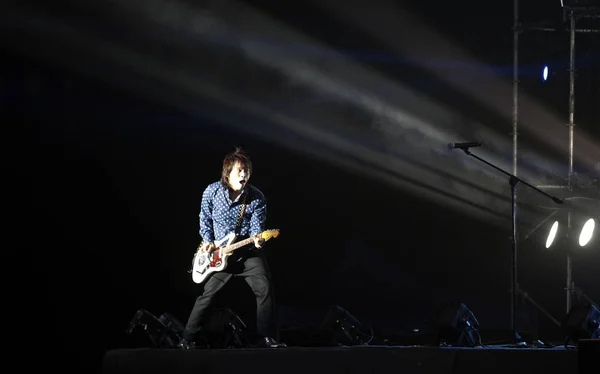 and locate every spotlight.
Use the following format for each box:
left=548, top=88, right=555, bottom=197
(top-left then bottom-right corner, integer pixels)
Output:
left=542, top=65, right=549, bottom=82
left=542, top=217, right=596, bottom=249
left=435, top=302, right=481, bottom=347
left=562, top=303, right=600, bottom=346
left=546, top=220, right=559, bottom=248
left=578, top=218, right=595, bottom=247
